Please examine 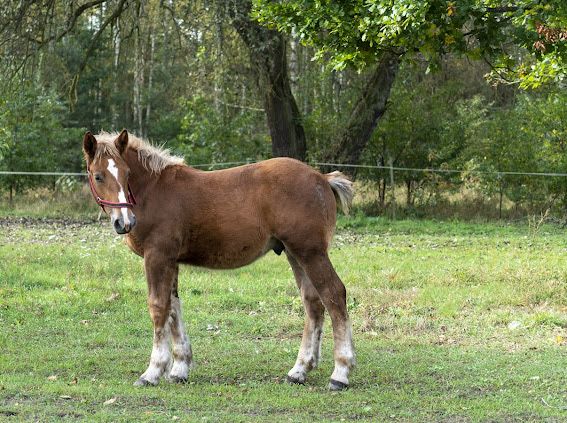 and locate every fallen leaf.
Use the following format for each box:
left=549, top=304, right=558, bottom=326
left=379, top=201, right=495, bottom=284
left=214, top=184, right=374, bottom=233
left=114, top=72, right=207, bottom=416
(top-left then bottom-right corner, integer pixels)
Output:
left=47, top=375, right=58, bottom=381
left=104, top=397, right=117, bottom=405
